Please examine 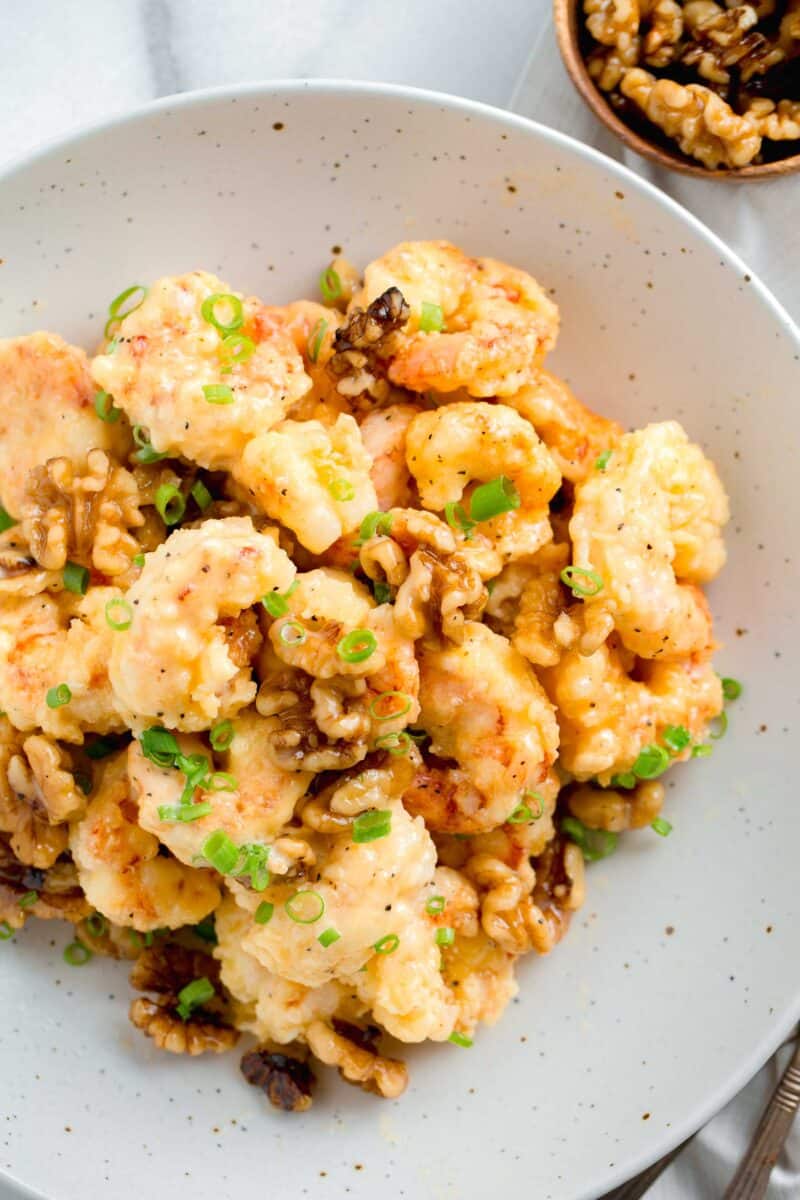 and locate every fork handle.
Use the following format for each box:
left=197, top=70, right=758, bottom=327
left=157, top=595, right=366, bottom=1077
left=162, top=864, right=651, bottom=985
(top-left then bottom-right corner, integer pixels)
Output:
left=723, top=1038, right=800, bottom=1199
